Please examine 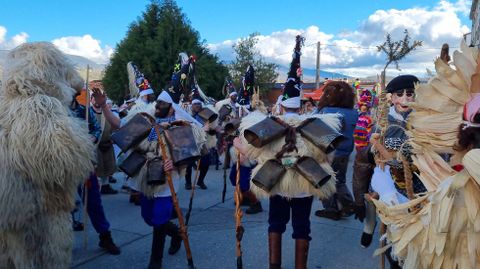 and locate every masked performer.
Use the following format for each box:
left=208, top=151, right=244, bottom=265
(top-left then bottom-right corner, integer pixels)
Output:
left=372, top=42, right=480, bottom=269
left=314, top=81, right=358, bottom=220
left=370, top=75, right=427, bottom=205
left=228, top=65, right=264, bottom=214
left=71, top=89, right=121, bottom=255
left=90, top=88, right=121, bottom=195
left=184, top=98, right=218, bottom=190
left=121, top=90, right=205, bottom=269
left=0, top=42, right=95, bottom=268
left=234, top=35, right=341, bottom=269
left=125, top=62, right=158, bottom=205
